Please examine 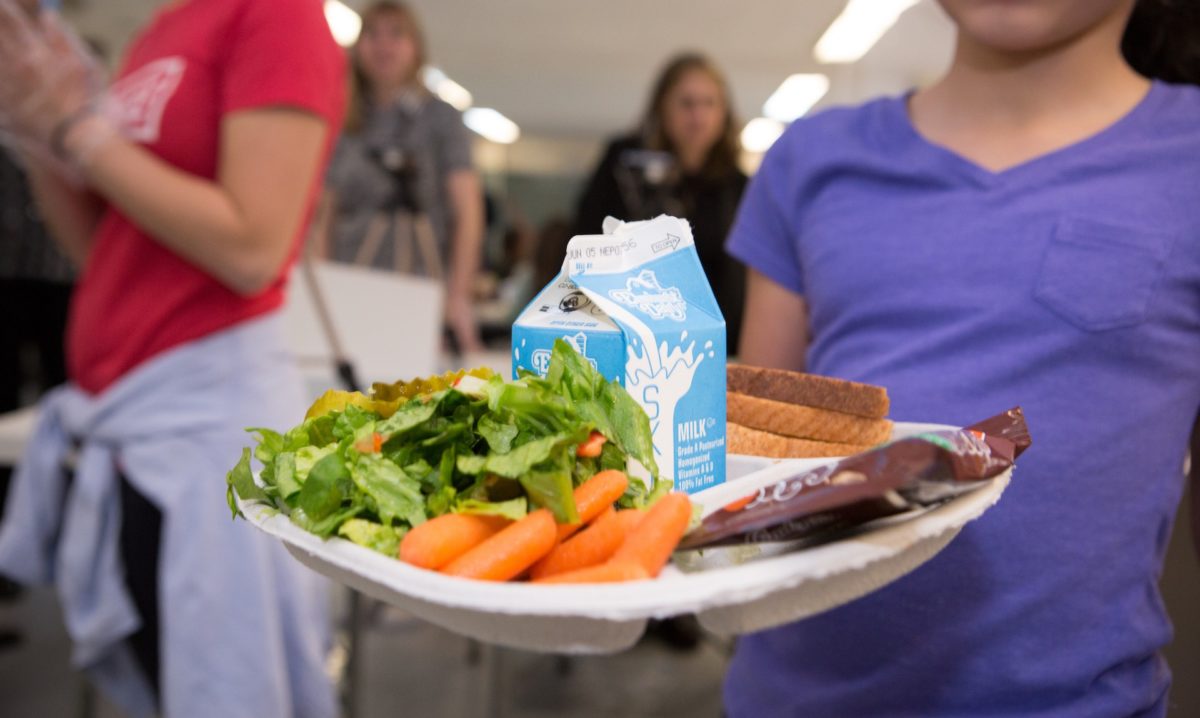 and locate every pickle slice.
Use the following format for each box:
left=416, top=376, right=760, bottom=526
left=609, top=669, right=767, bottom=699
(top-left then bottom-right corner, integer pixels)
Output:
left=304, top=367, right=497, bottom=419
